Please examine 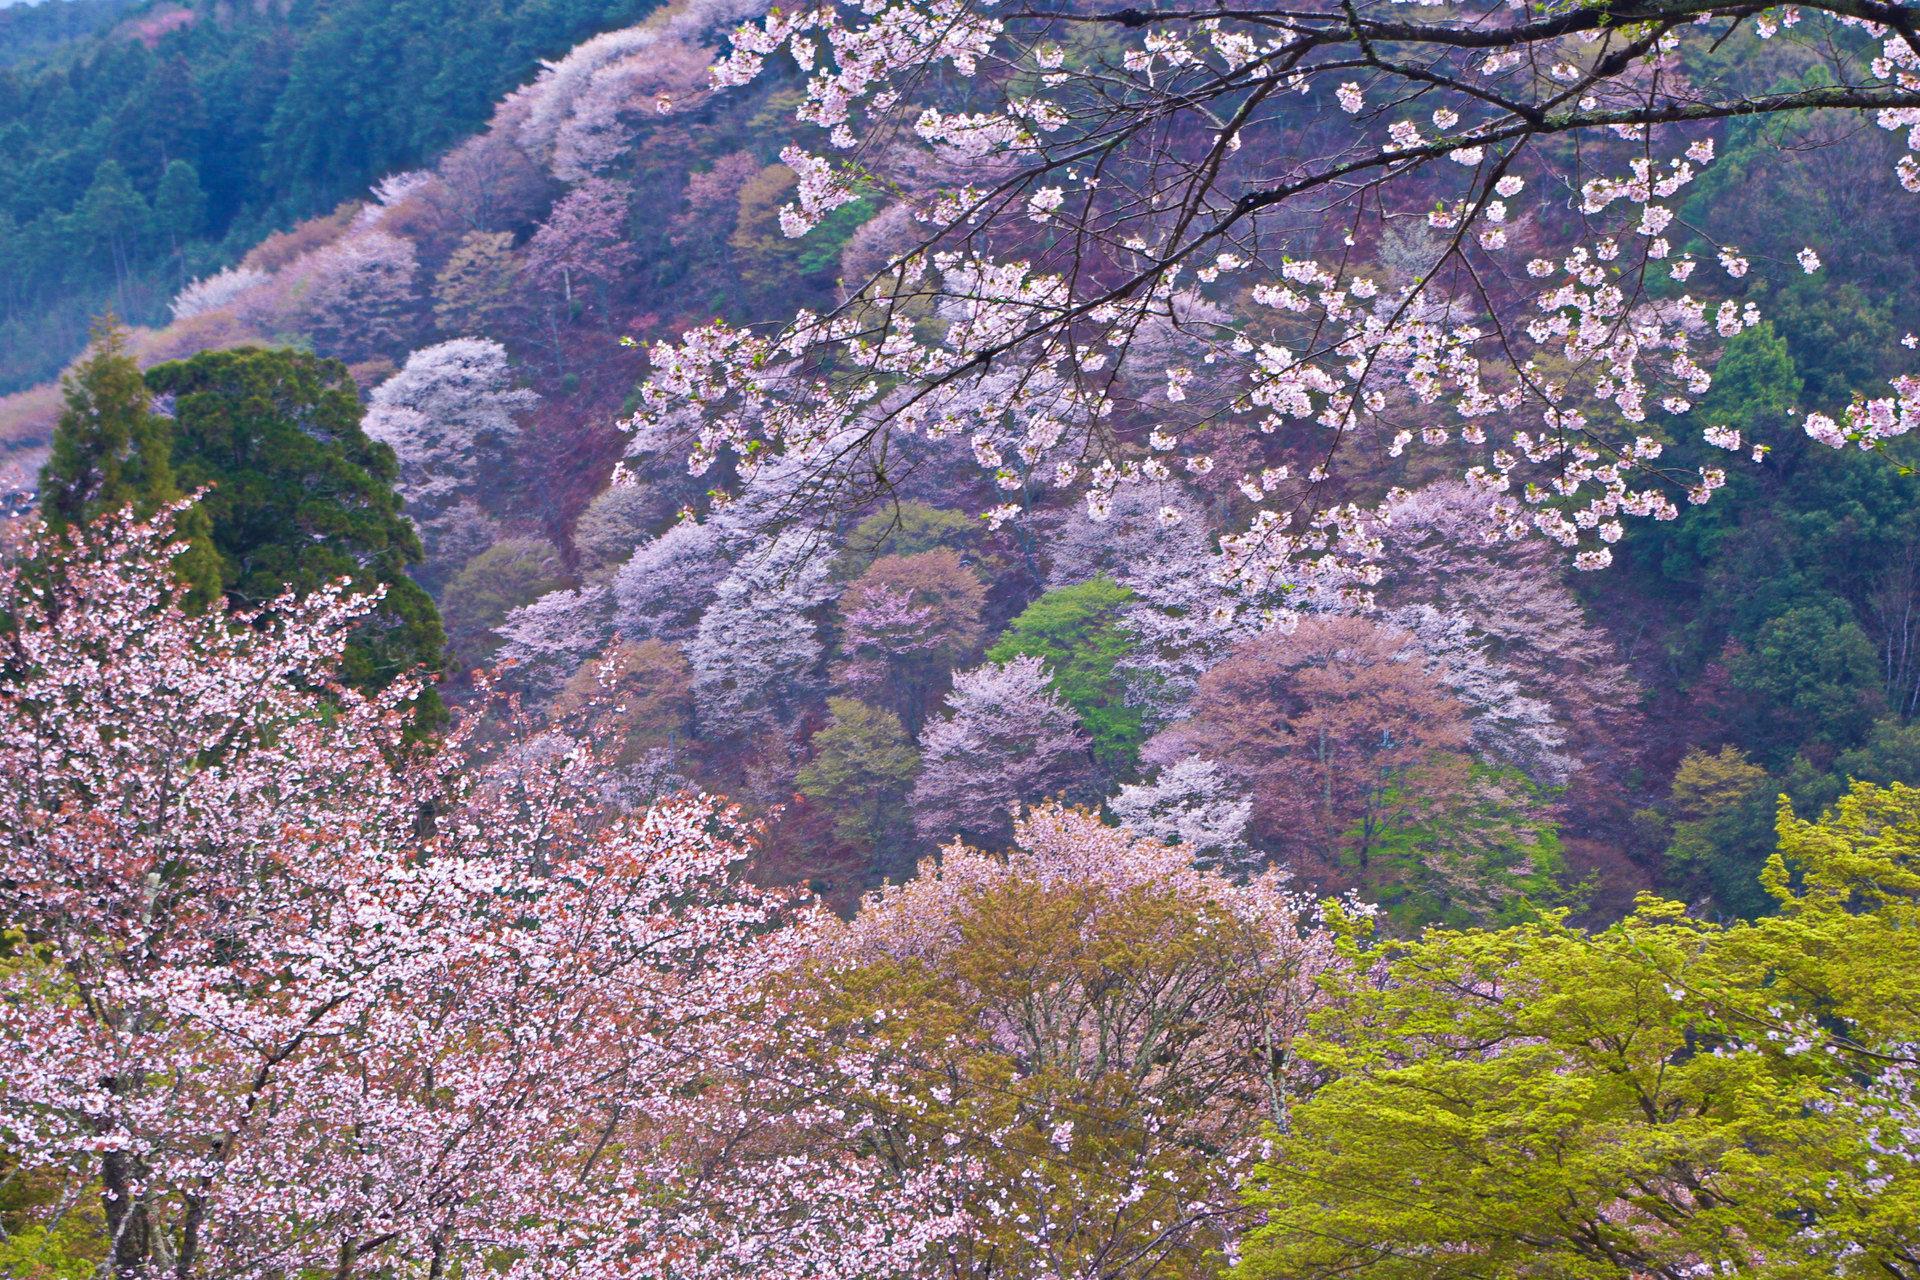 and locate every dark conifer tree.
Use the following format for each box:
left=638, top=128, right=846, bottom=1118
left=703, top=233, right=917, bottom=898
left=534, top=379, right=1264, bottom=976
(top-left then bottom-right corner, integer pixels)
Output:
left=39, top=317, right=222, bottom=606
left=144, top=346, right=448, bottom=719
